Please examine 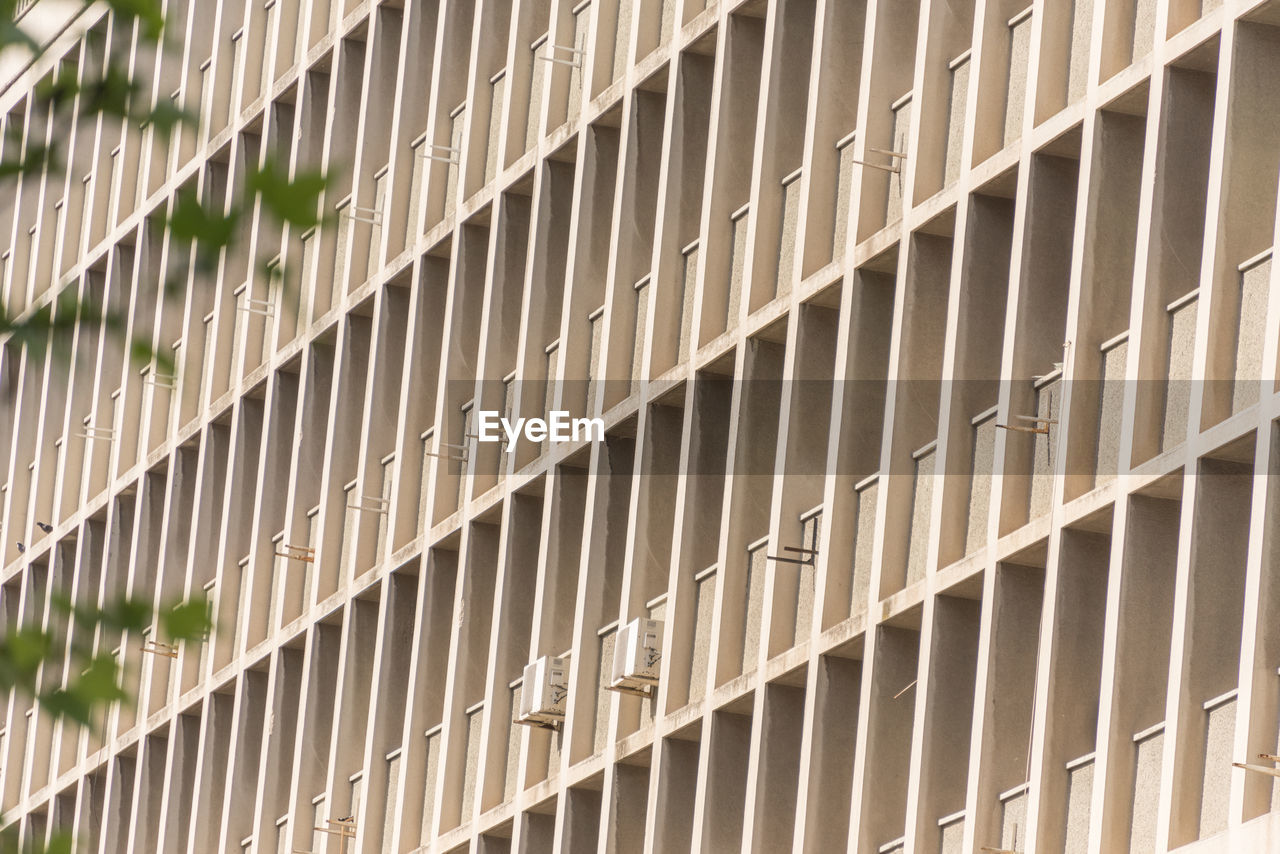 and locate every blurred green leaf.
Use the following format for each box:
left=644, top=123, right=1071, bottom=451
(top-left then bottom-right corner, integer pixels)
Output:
left=8, top=595, right=210, bottom=732
left=75, top=63, right=139, bottom=121
left=0, top=143, right=54, bottom=181
left=144, top=98, right=194, bottom=136
left=0, top=5, right=40, bottom=56
left=34, top=74, right=81, bottom=112
left=73, top=655, right=128, bottom=703
left=44, top=833, right=75, bottom=854
left=168, top=186, right=239, bottom=248
left=38, top=651, right=127, bottom=727
left=38, top=687, right=94, bottom=726
left=5, top=629, right=51, bottom=675
left=98, top=598, right=152, bottom=633
left=247, top=162, right=328, bottom=229
left=129, top=337, right=159, bottom=369
left=160, top=598, right=211, bottom=641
